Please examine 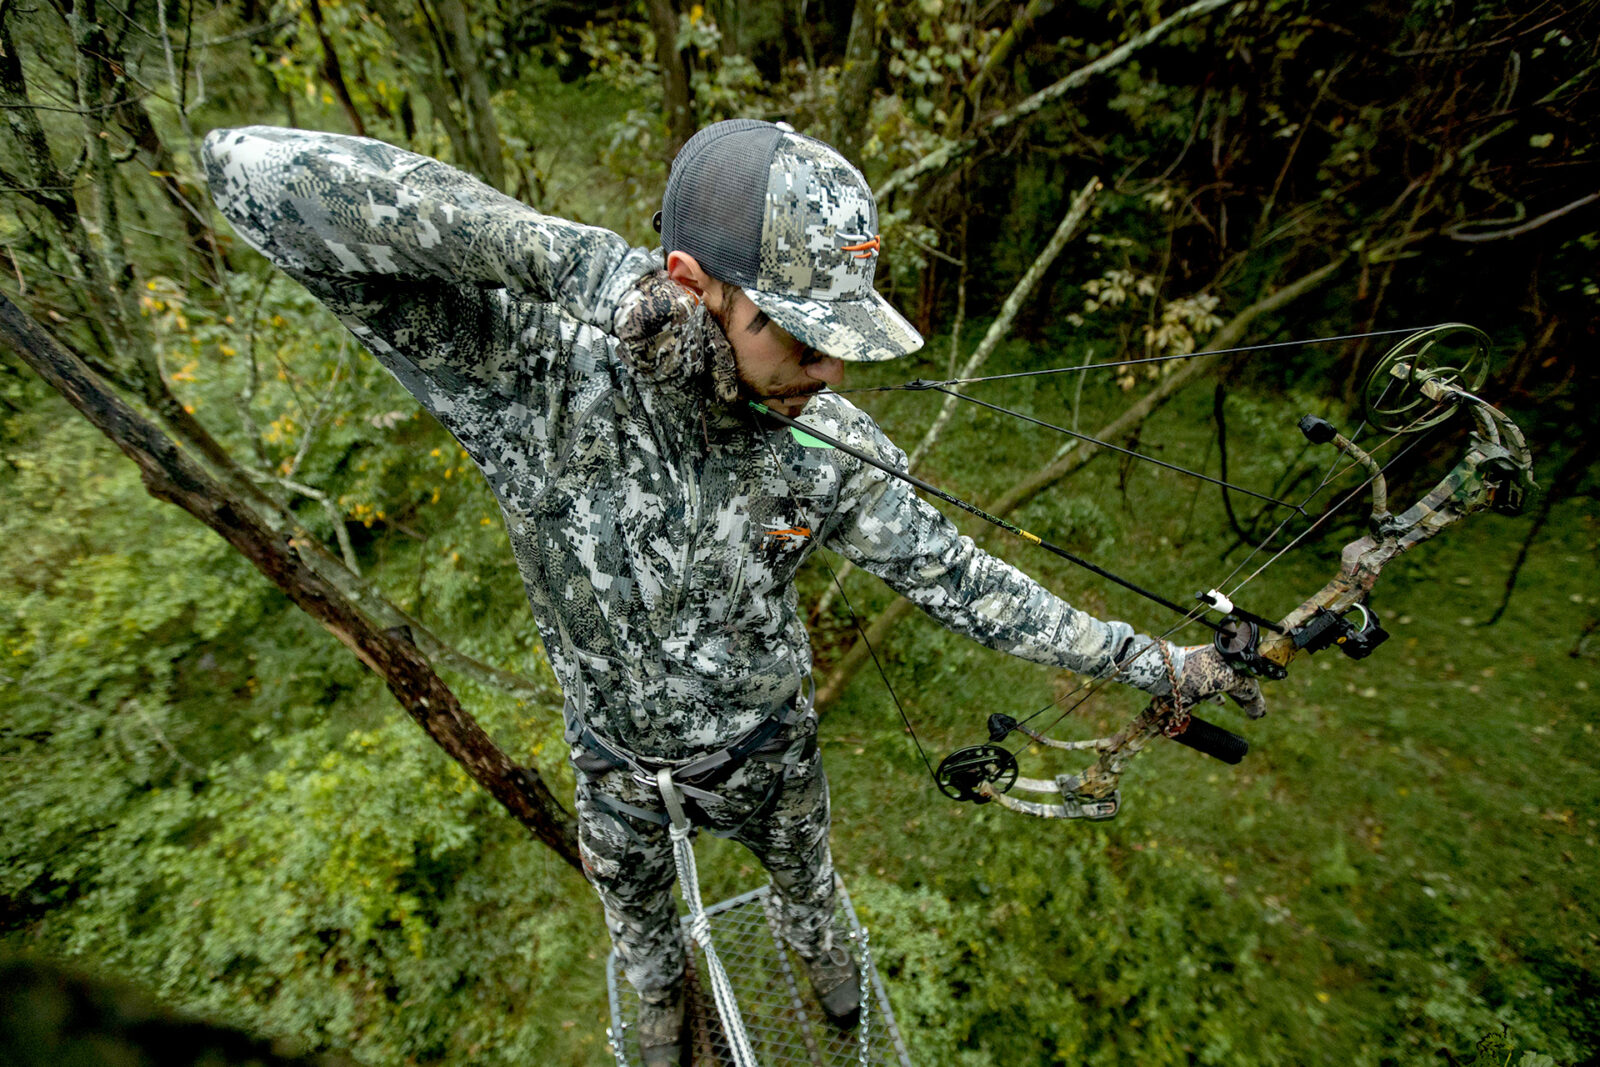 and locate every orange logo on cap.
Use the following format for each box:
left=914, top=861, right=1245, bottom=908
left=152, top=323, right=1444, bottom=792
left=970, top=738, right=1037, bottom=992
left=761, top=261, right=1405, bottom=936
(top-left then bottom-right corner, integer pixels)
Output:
left=840, top=235, right=880, bottom=259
